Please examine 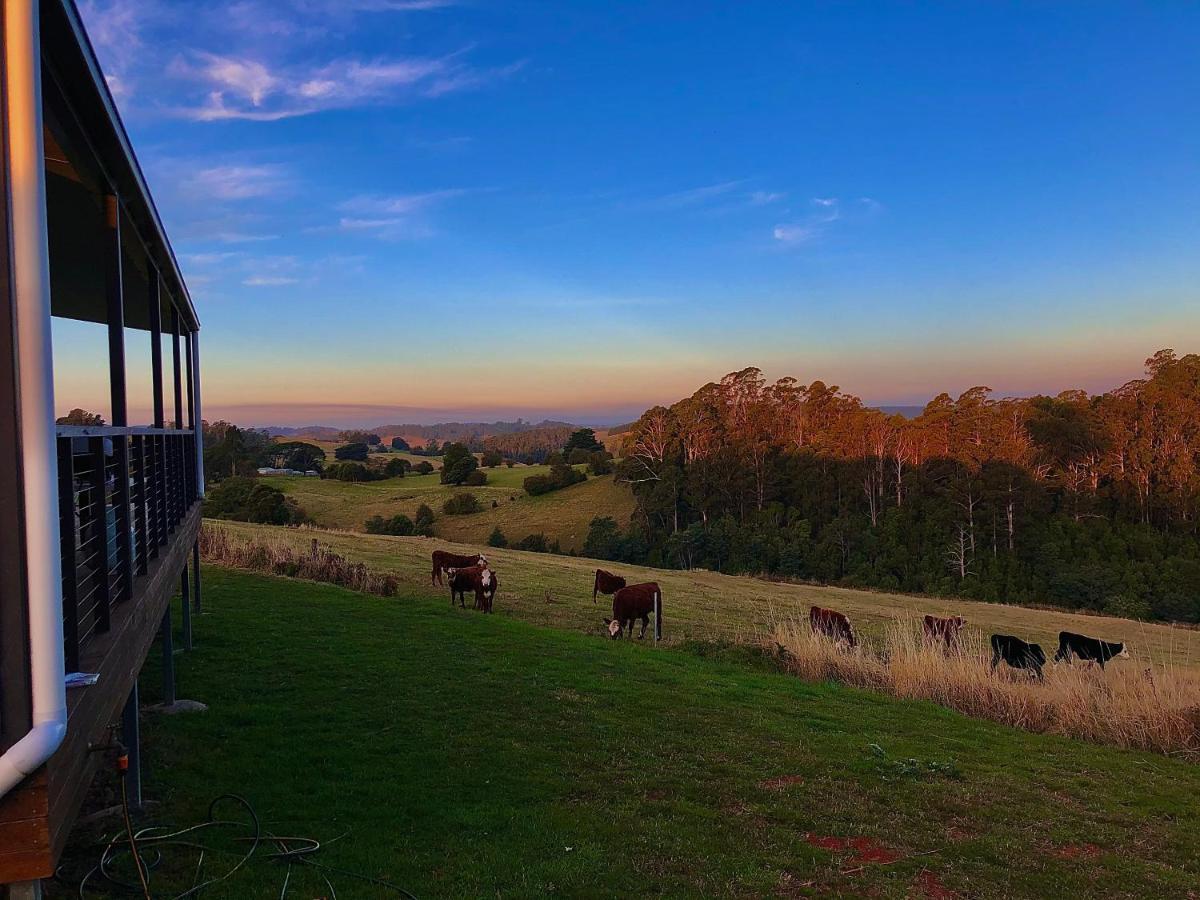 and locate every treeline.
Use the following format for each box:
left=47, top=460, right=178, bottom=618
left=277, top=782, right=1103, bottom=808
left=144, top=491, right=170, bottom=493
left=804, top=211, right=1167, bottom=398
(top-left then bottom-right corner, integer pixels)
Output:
left=483, top=425, right=576, bottom=464
left=610, top=350, right=1200, bottom=623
